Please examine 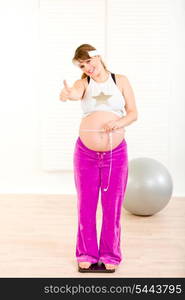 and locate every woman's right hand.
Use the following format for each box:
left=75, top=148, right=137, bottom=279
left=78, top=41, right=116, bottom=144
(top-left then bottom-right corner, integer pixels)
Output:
left=59, top=80, right=73, bottom=101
